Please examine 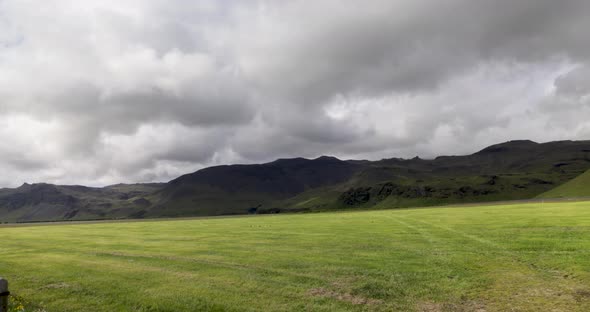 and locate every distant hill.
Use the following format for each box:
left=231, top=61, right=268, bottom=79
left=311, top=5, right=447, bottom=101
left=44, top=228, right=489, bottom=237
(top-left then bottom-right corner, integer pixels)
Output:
left=145, top=156, right=360, bottom=217
left=2, top=139, right=590, bottom=222
left=537, top=169, right=590, bottom=199
left=0, top=183, right=163, bottom=222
